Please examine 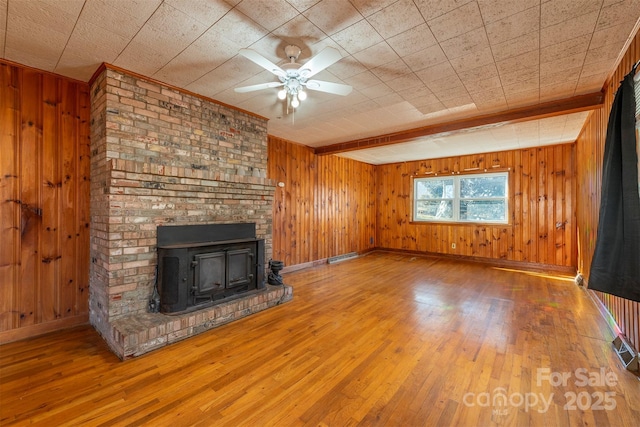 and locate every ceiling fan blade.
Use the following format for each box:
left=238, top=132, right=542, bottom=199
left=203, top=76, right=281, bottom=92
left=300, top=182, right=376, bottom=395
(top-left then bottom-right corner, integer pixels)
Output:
left=305, top=80, right=353, bottom=96
left=234, top=82, right=283, bottom=93
left=299, top=47, right=343, bottom=78
left=238, top=49, right=286, bottom=77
